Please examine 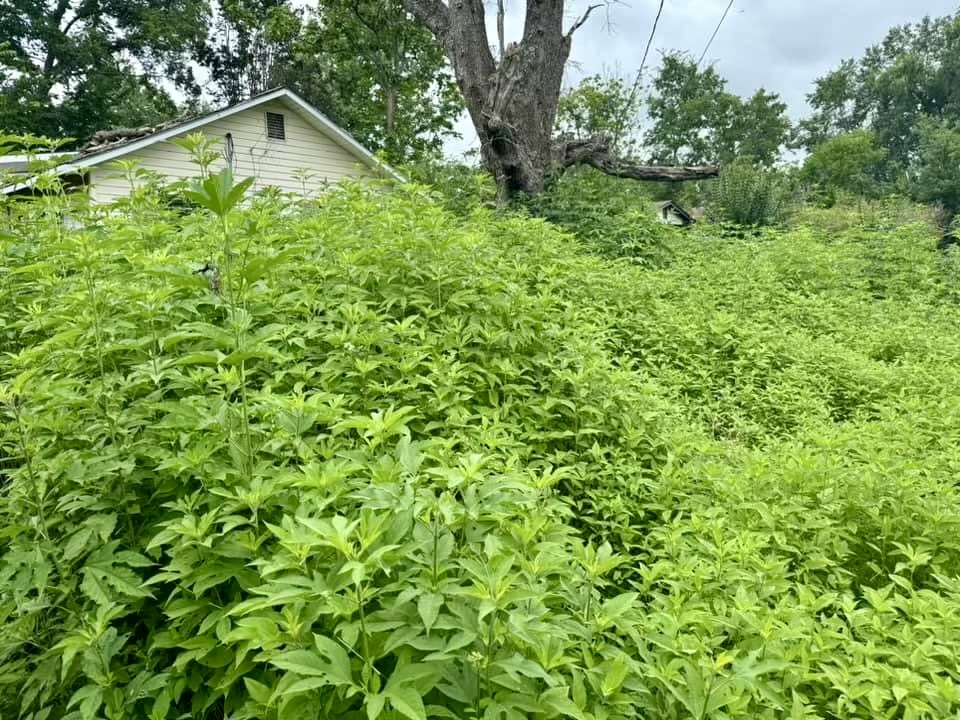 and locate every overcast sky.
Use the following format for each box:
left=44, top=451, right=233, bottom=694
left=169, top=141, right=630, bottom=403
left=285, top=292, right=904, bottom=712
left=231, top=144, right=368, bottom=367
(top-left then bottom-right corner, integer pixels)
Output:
left=447, top=0, right=960, bottom=157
